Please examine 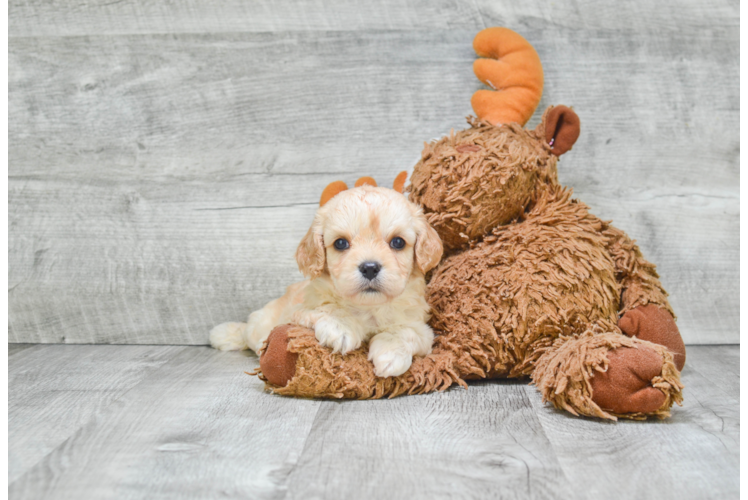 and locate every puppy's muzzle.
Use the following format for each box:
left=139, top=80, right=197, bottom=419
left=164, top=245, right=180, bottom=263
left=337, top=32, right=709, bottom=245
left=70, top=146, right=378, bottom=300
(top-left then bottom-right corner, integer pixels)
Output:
left=359, top=261, right=381, bottom=281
